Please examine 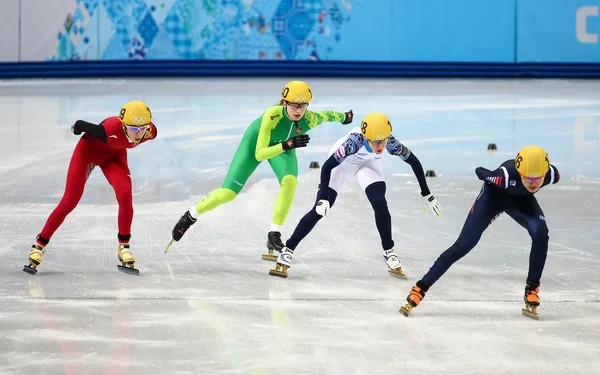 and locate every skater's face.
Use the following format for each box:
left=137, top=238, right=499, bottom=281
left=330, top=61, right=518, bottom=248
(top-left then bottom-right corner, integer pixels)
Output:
left=284, top=102, right=308, bottom=121
left=124, top=124, right=148, bottom=143
left=368, top=139, right=388, bottom=155
left=521, top=175, right=544, bottom=192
